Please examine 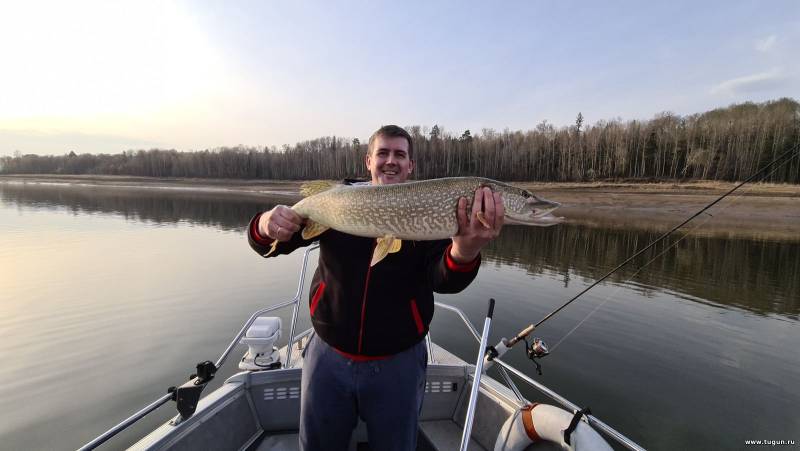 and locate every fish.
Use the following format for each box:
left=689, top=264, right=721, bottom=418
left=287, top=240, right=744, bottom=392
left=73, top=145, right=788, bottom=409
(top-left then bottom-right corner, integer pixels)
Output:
left=267, top=177, right=563, bottom=265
